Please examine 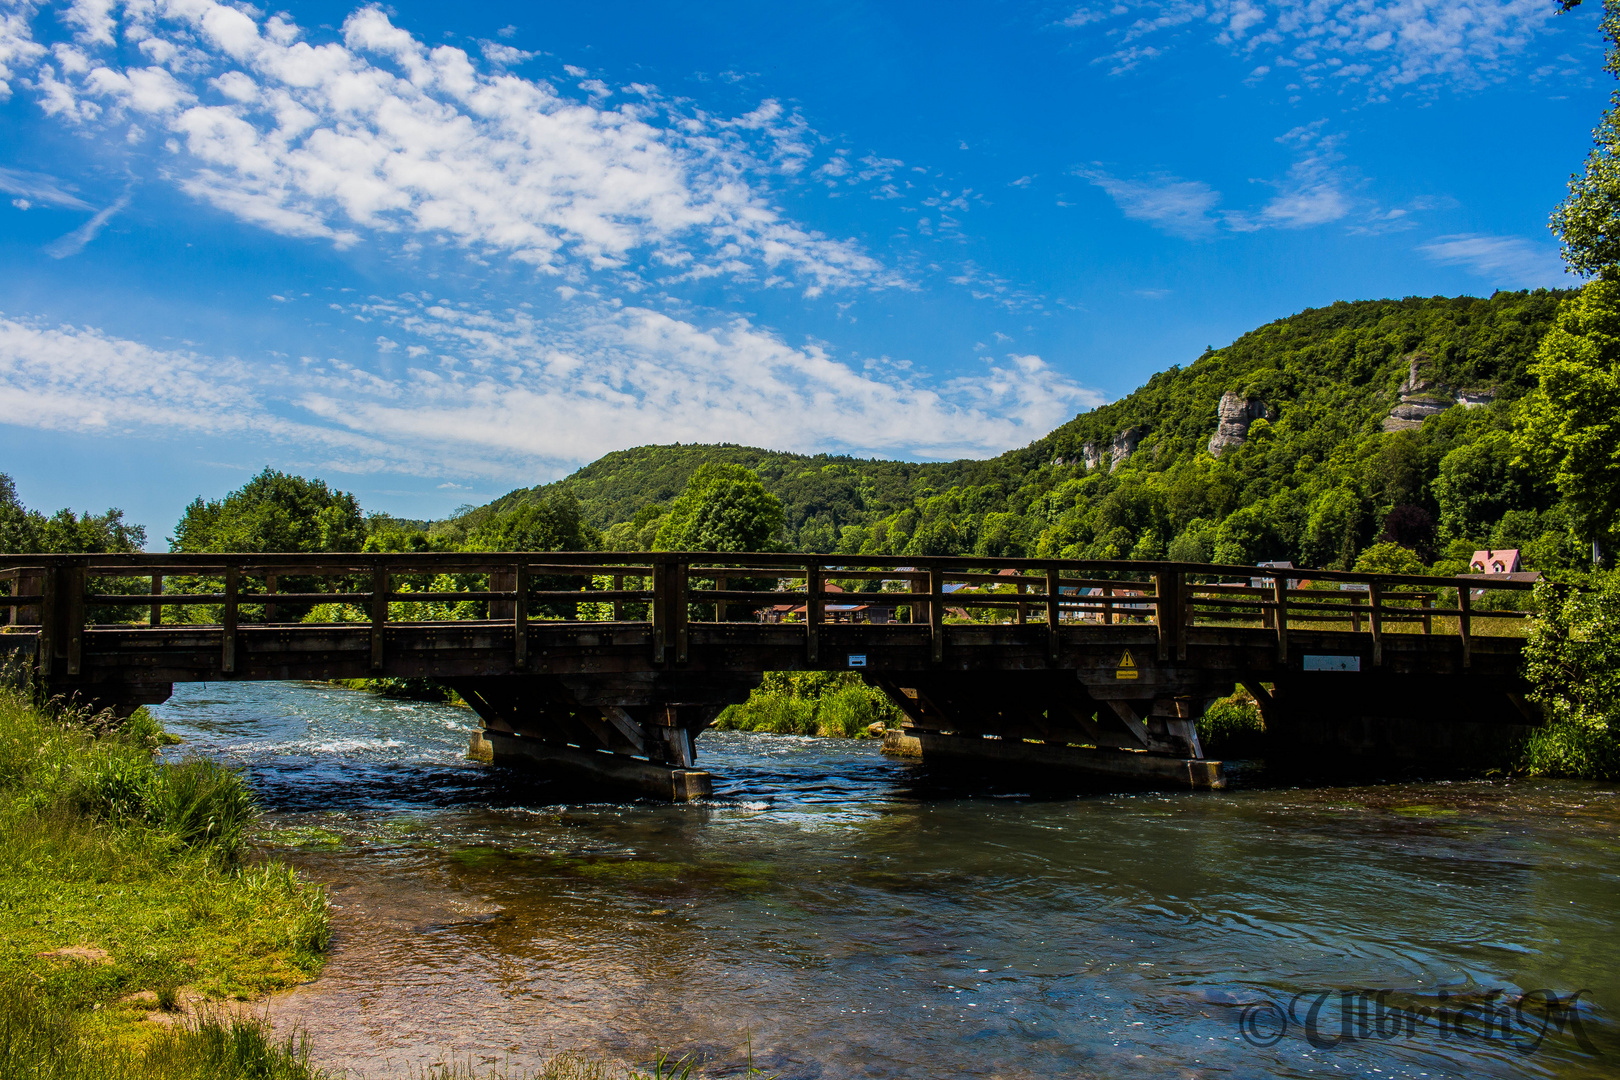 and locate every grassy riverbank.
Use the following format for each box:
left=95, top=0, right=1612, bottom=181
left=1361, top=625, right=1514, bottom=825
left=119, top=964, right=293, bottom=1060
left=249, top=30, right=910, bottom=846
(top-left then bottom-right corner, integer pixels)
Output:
left=0, top=673, right=331, bottom=1076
